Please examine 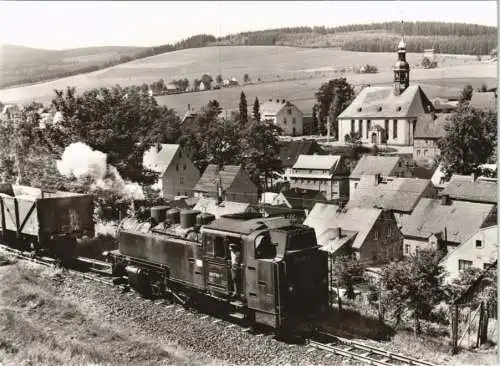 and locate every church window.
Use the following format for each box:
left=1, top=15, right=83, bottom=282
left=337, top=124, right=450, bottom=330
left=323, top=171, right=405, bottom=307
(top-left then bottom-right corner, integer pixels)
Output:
left=367, top=120, right=371, bottom=132
left=359, top=120, right=363, bottom=134
left=393, top=120, right=398, bottom=139
left=351, top=120, right=355, bottom=133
